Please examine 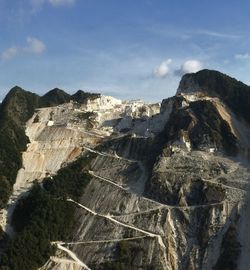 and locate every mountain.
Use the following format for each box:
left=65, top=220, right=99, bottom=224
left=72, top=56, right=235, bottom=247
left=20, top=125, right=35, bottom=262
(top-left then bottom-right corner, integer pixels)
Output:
left=0, top=87, right=39, bottom=211
left=39, top=88, right=101, bottom=108
left=0, top=70, right=250, bottom=270
left=39, top=88, right=71, bottom=107
left=71, top=90, right=101, bottom=104
left=177, top=69, right=250, bottom=123
left=0, top=87, right=101, bottom=213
